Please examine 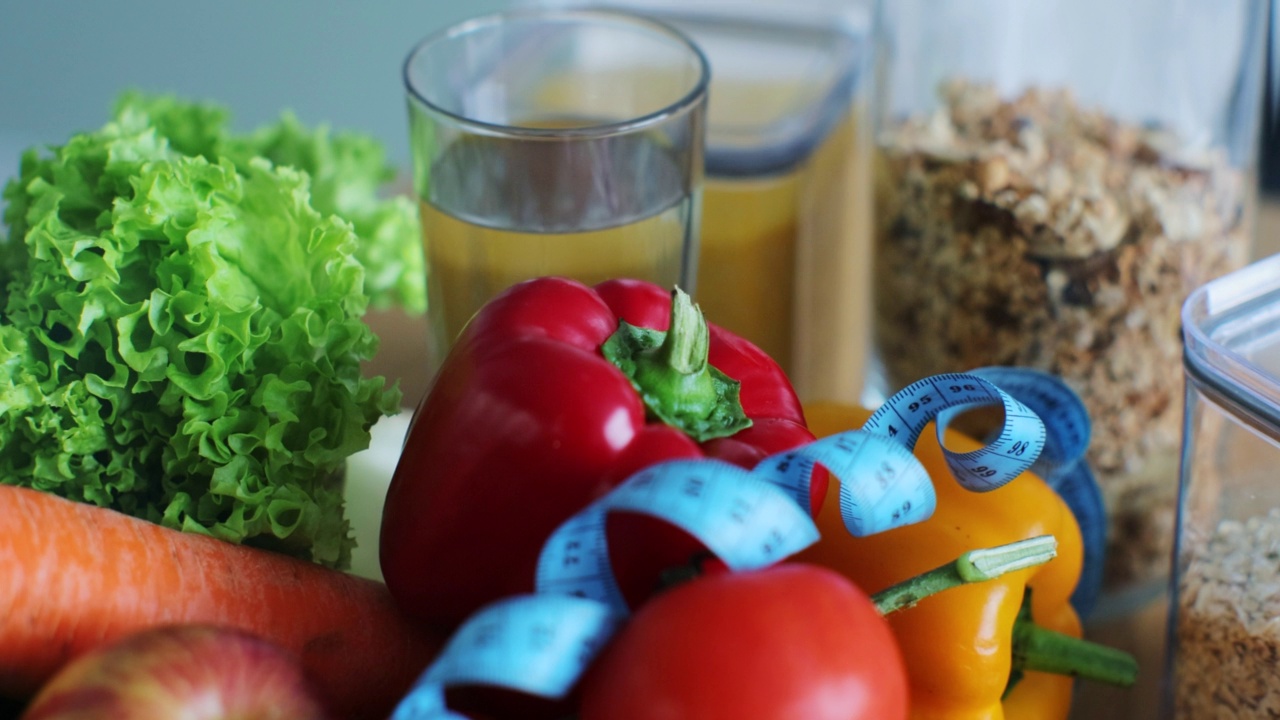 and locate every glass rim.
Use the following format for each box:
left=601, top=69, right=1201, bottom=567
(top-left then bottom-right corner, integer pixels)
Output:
left=402, top=7, right=711, bottom=139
